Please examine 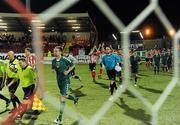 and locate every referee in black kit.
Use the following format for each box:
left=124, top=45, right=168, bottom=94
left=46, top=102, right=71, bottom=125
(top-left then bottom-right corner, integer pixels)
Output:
left=130, top=50, right=141, bottom=86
